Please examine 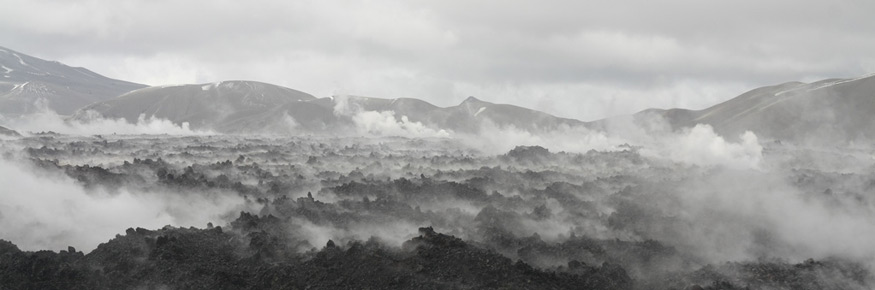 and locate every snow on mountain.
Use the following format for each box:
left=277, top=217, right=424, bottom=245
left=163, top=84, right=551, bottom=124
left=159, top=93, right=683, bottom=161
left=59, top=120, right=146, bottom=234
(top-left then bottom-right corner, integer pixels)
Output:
left=620, top=74, right=875, bottom=144
left=0, top=46, right=146, bottom=116
left=7, top=46, right=875, bottom=143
